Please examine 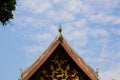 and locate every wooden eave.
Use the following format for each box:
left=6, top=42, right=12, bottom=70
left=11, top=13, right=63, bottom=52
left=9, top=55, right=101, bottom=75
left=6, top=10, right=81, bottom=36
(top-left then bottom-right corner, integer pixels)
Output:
left=20, top=33, right=97, bottom=80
